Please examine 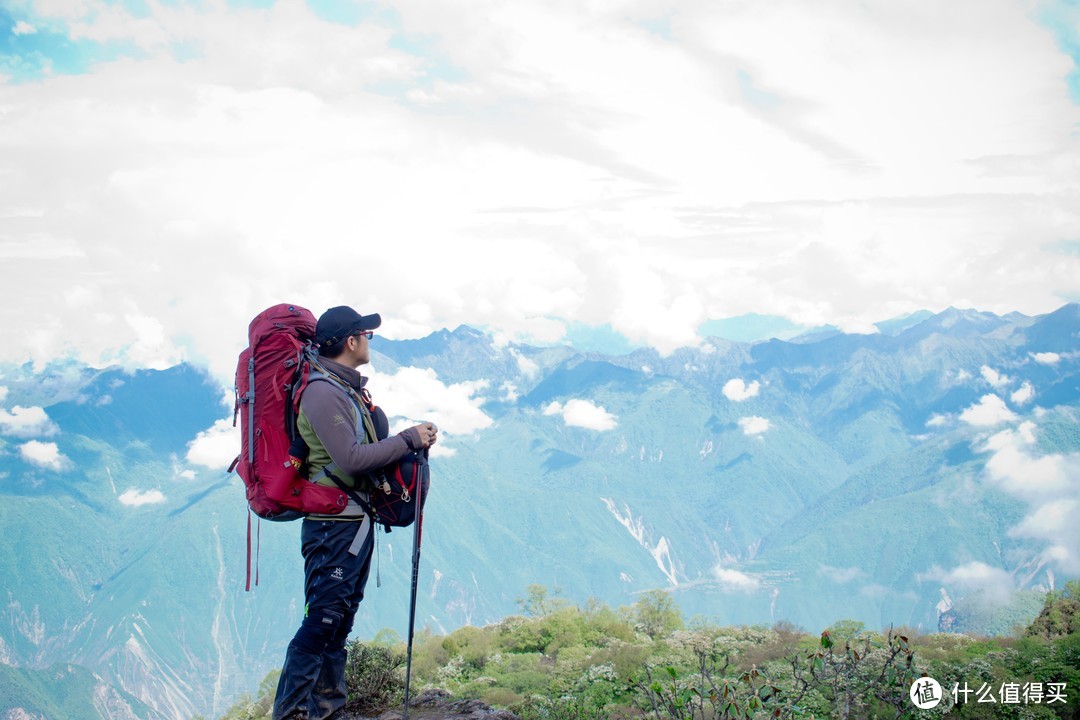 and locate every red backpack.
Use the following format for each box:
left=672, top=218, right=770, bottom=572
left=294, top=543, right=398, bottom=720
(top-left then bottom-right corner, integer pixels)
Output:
left=231, top=303, right=347, bottom=588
